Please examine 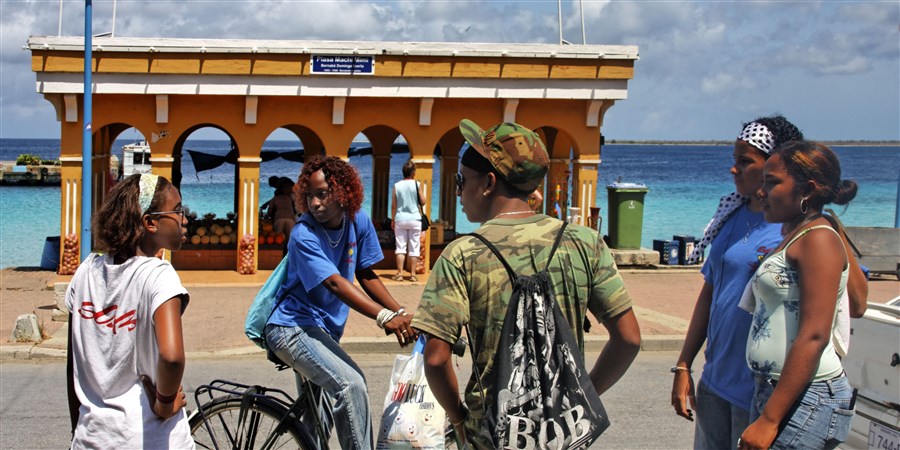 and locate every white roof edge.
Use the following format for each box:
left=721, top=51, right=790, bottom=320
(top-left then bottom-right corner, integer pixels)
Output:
left=26, top=36, right=639, bottom=60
